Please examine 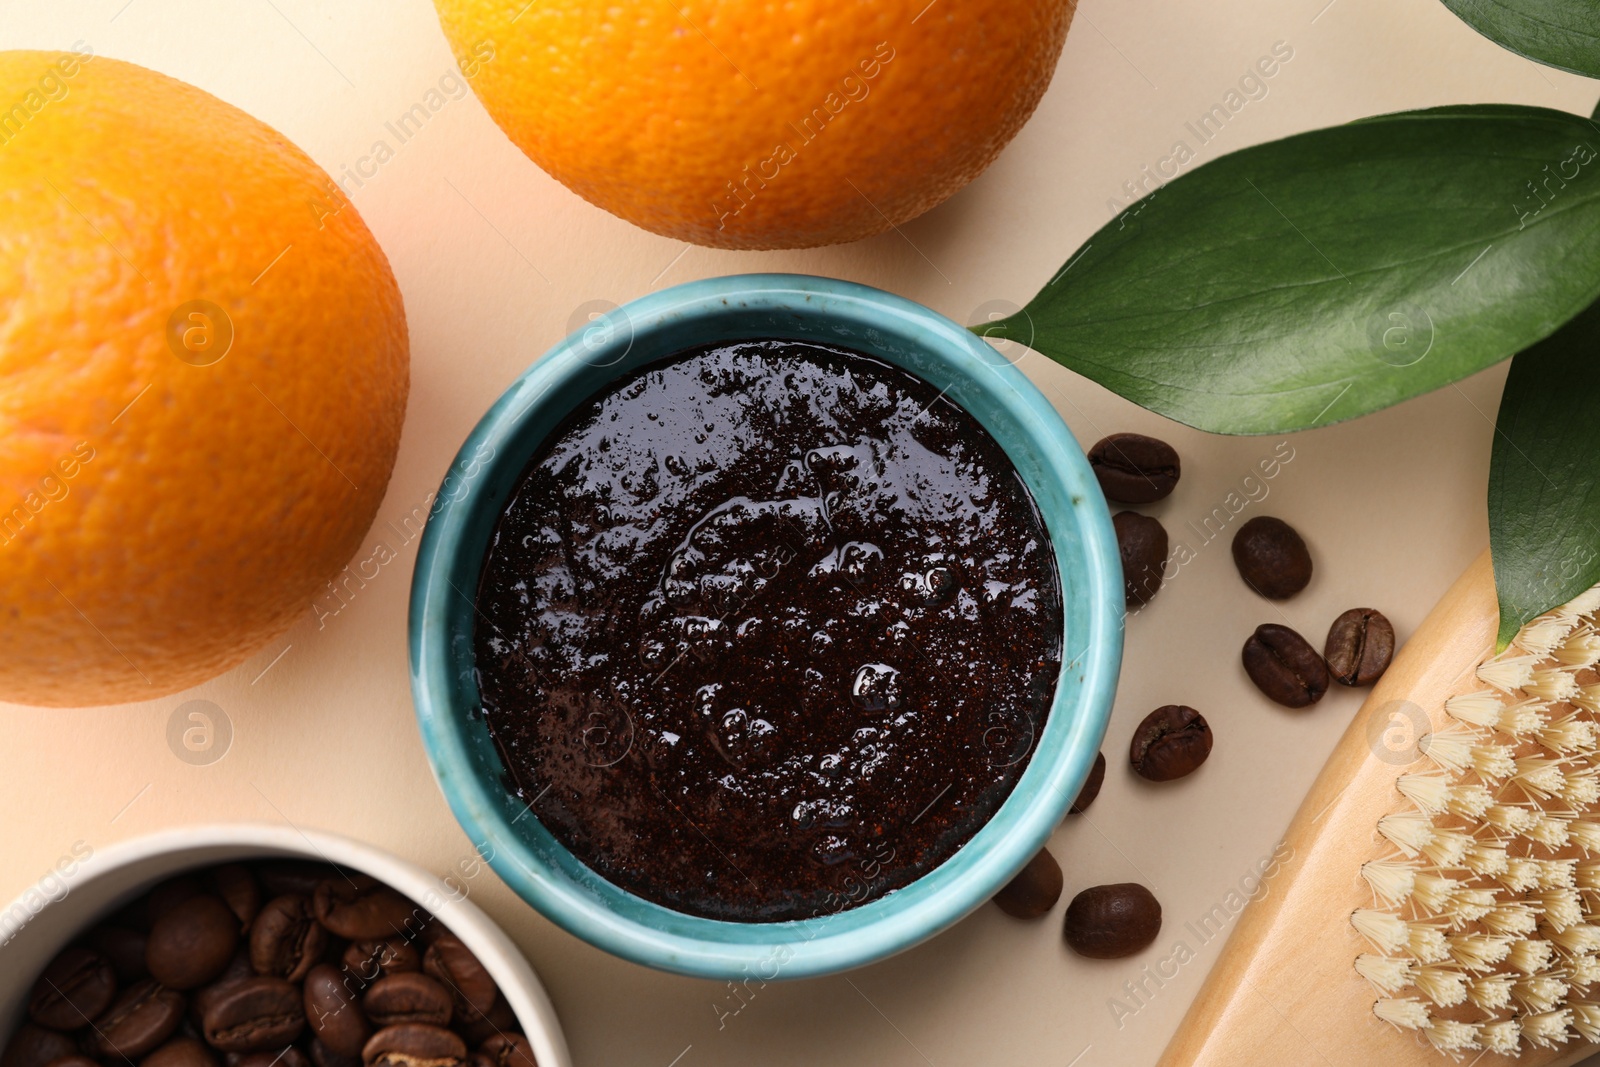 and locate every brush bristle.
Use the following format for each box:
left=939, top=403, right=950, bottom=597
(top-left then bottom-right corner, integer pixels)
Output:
left=1416, top=965, right=1468, bottom=1007
left=1356, top=952, right=1415, bottom=994
left=1569, top=953, right=1600, bottom=986
left=1353, top=582, right=1600, bottom=1056
left=1361, top=860, right=1418, bottom=906
left=1426, top=1016, right=1477, bottom=1053
left=1572, top=1000, right=1600, bottom=1041
left=1469, top=974, right=1514, bottom=1011
left=1477, top=655, right=1538, bottom=693
left=1374, top=996, right=1429, bottom=1029
left=1482, top=903, right=1538, bottom=938
left=1478, top=1017, right=1521, bottom=1053
left=1522, top=1009, right=1573, bottom=1048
